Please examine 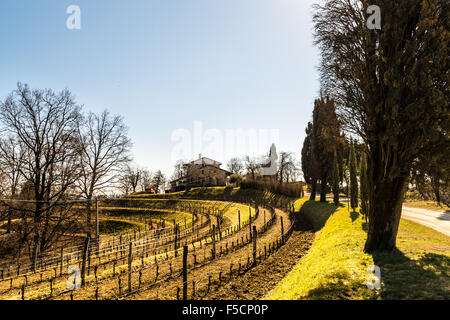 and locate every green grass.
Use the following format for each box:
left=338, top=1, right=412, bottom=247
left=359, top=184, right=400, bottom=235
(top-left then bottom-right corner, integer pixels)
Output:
left=100, top=207, right=191, bottom=225
left=403, top=199, right=449, bottom=212
left=128, top=187, right=233, bottom=199
left=267, top=201, right=450, bottom=300
left=99, top=219, right=143, bottom=235
left=100, top=201, right=255, bottom=227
